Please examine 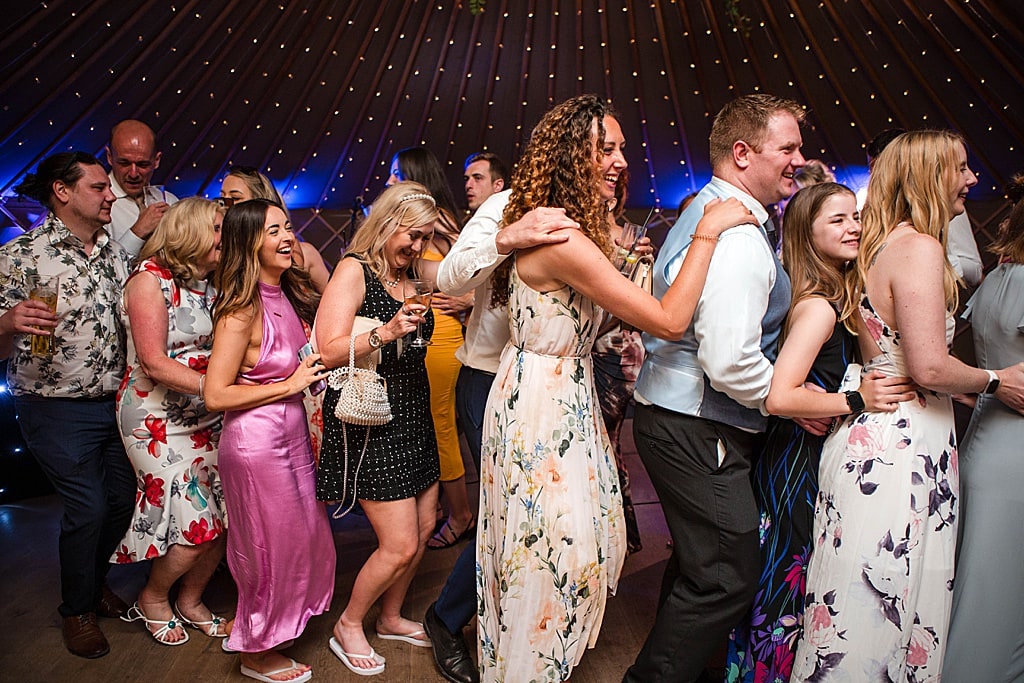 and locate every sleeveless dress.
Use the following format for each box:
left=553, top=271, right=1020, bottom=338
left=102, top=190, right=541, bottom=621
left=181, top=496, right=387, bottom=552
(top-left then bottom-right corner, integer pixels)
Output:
left=591, top=324, right=644, bottom=553
left=477, top=266, right=626, bottom=683
left=422, top=247, right=466, bottom=482
left=113, top=258, right=225, bottom=562
left=726, top=318, right=855, bottom=682
left=317, top=260, right=439, bottom=503
left=220, top=282, right=335, bottom=652
left=944, top=262, right=1024, bottom=683
left=792, top=297, right=958, bottom=683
